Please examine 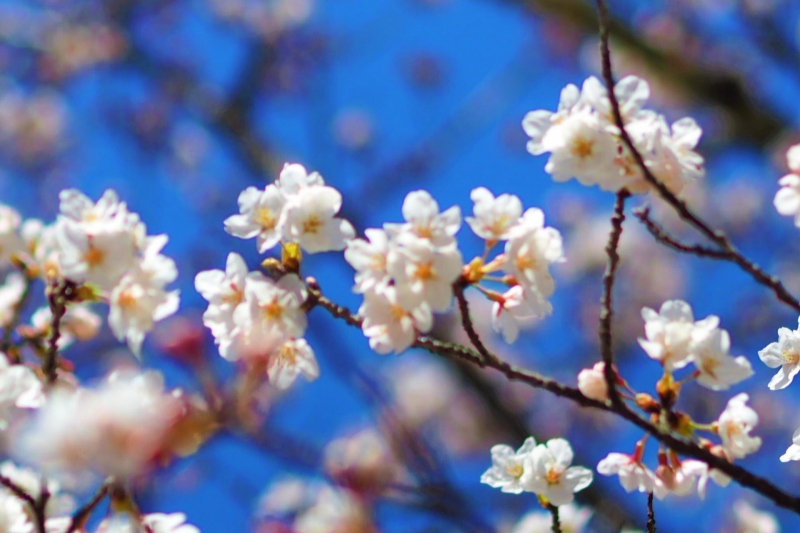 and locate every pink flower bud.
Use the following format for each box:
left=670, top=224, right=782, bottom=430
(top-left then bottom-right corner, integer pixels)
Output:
left=577, top=362, right=608, bottom=402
